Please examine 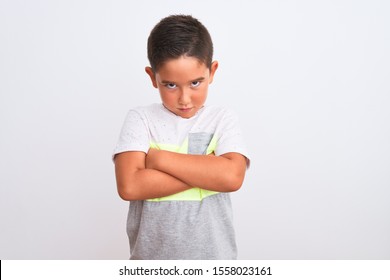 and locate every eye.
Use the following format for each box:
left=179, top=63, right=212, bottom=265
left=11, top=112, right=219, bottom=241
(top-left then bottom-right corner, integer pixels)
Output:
left=165, top=83, right=177, bottom=89
left=191, top=81, right=201, bottom=88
